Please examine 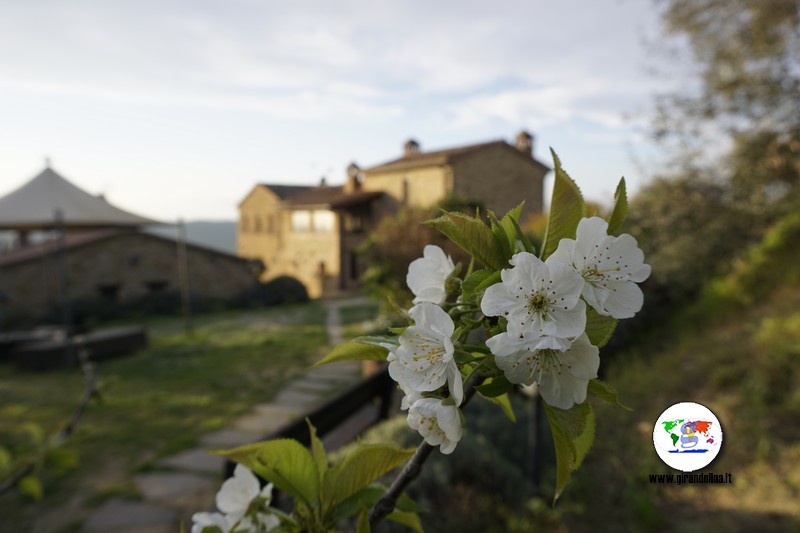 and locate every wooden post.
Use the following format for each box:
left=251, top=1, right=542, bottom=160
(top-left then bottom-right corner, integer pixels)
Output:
left=176, top=219, right=193, bottom=333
